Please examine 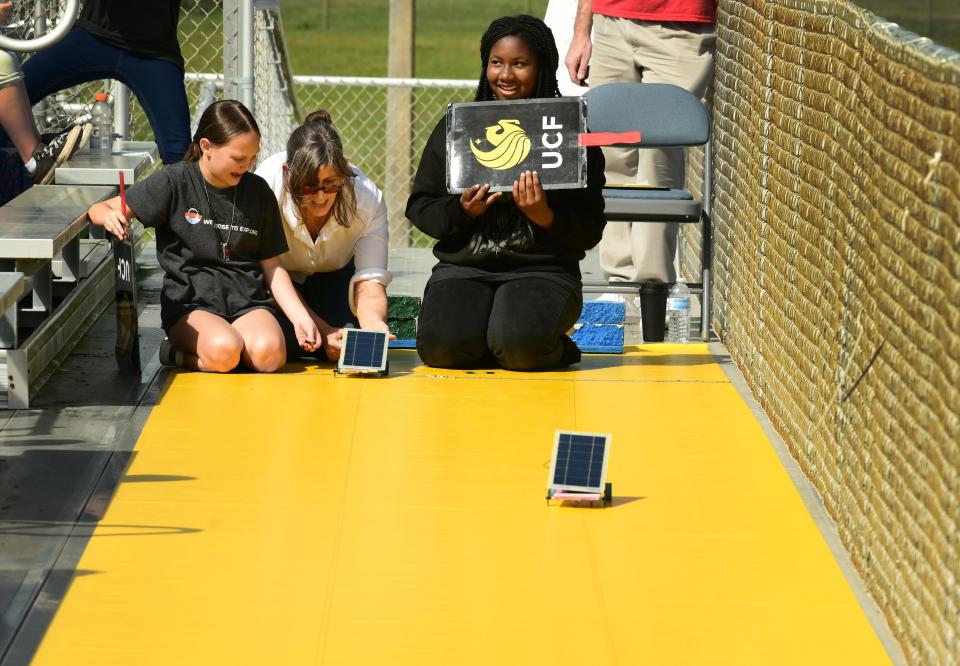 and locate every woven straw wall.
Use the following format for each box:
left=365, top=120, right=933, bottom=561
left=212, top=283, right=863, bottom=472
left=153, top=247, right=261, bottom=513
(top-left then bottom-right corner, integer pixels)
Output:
left=697, top=1, right=959, bottom=663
